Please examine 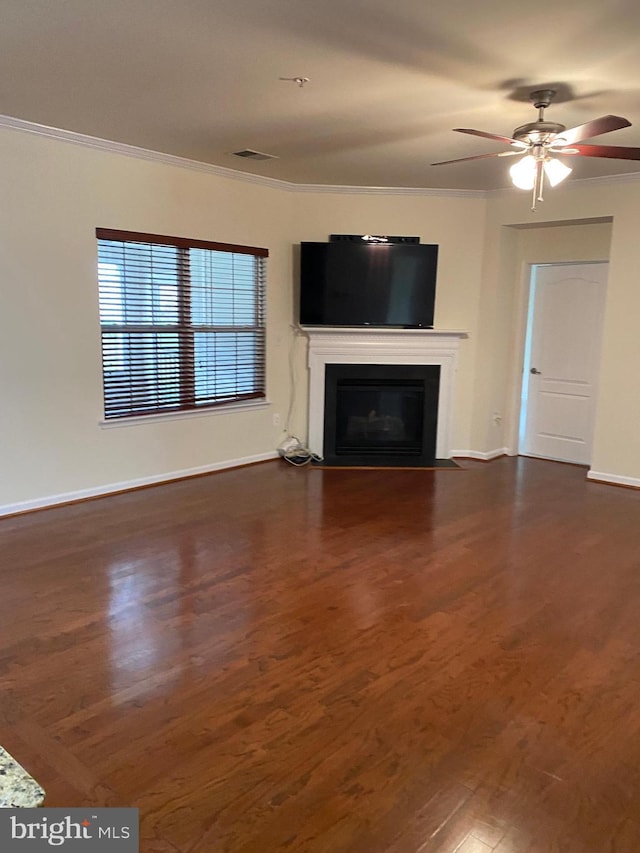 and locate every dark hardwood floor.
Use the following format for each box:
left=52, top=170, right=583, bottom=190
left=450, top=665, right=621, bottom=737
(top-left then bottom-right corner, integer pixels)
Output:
left=1, top=456, right=640, bottom=852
